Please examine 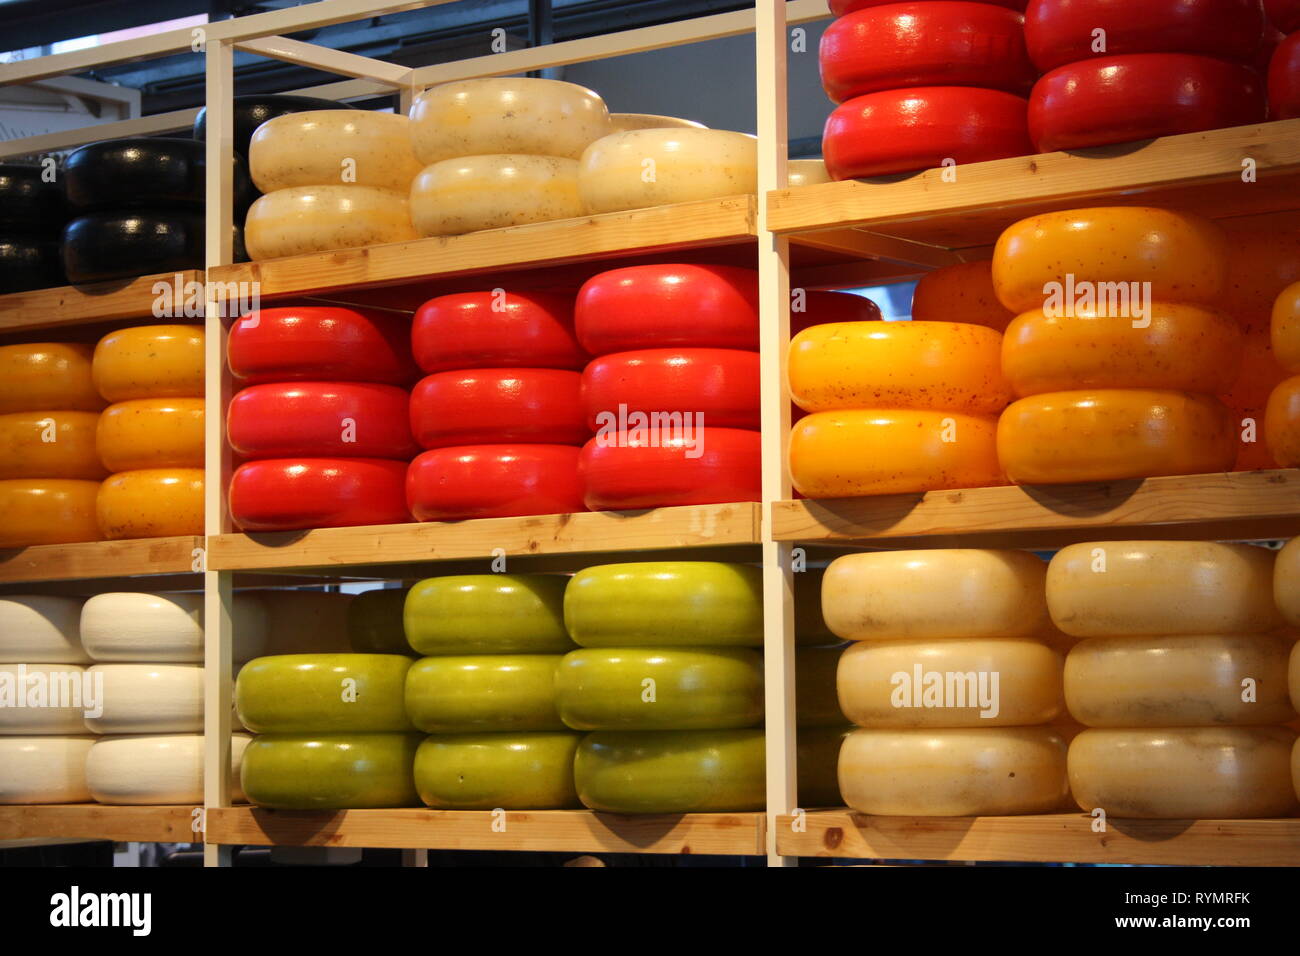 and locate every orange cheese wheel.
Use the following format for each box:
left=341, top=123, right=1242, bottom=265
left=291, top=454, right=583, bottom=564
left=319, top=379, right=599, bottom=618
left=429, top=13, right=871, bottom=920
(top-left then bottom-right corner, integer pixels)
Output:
left=1221, top=323, right=1287, bottom=470
left=1291, top=640, right=1299, bottom=713
left=96, top=469, right=203, bottom=539
left=789, top=409, right=1004, bottom=498
left=911, top=261, right=1016, bottom=331
left=1265, top=374, right=1300, bottom=466
left=96, top=399, right=204, bottom=471
left=1273, top=281, right=1300, bottom=374
left=1276, top=537, right=1300, bottom=629
left=92, top=325, right=204, bottom=402
left=0, top=343, right=104, bottom=414
left=992, top=207, right=1229, bottom=315
left=1220, top=211, right=1300, bottom=320
left=0, top=411, right=106, bottom=480
left=787, top=321, right=1011, bottom=416
left=0, top=479, right=102, bottom=546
